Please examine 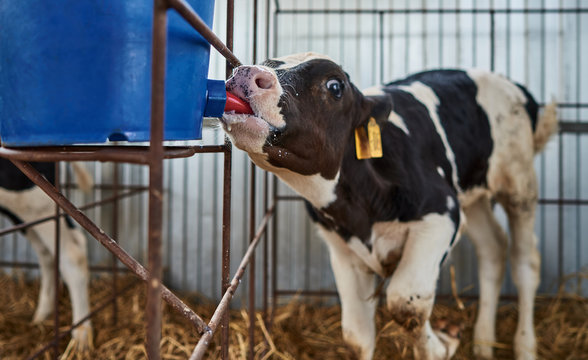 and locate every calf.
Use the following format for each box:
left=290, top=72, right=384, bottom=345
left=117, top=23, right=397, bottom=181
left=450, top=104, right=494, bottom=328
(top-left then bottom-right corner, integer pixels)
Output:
left=0, top=160, right=93, bottom=350
left=222, top=53, right=558, bottom=359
